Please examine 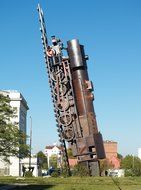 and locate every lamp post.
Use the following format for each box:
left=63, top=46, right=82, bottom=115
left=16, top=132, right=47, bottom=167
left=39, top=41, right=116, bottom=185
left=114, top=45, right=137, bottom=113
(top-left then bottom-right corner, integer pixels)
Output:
left=29, top=116, right=32, bottom=168
left=133, top=155, right=135, bottom=170
left=47, top=153, right=50, bottom=169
